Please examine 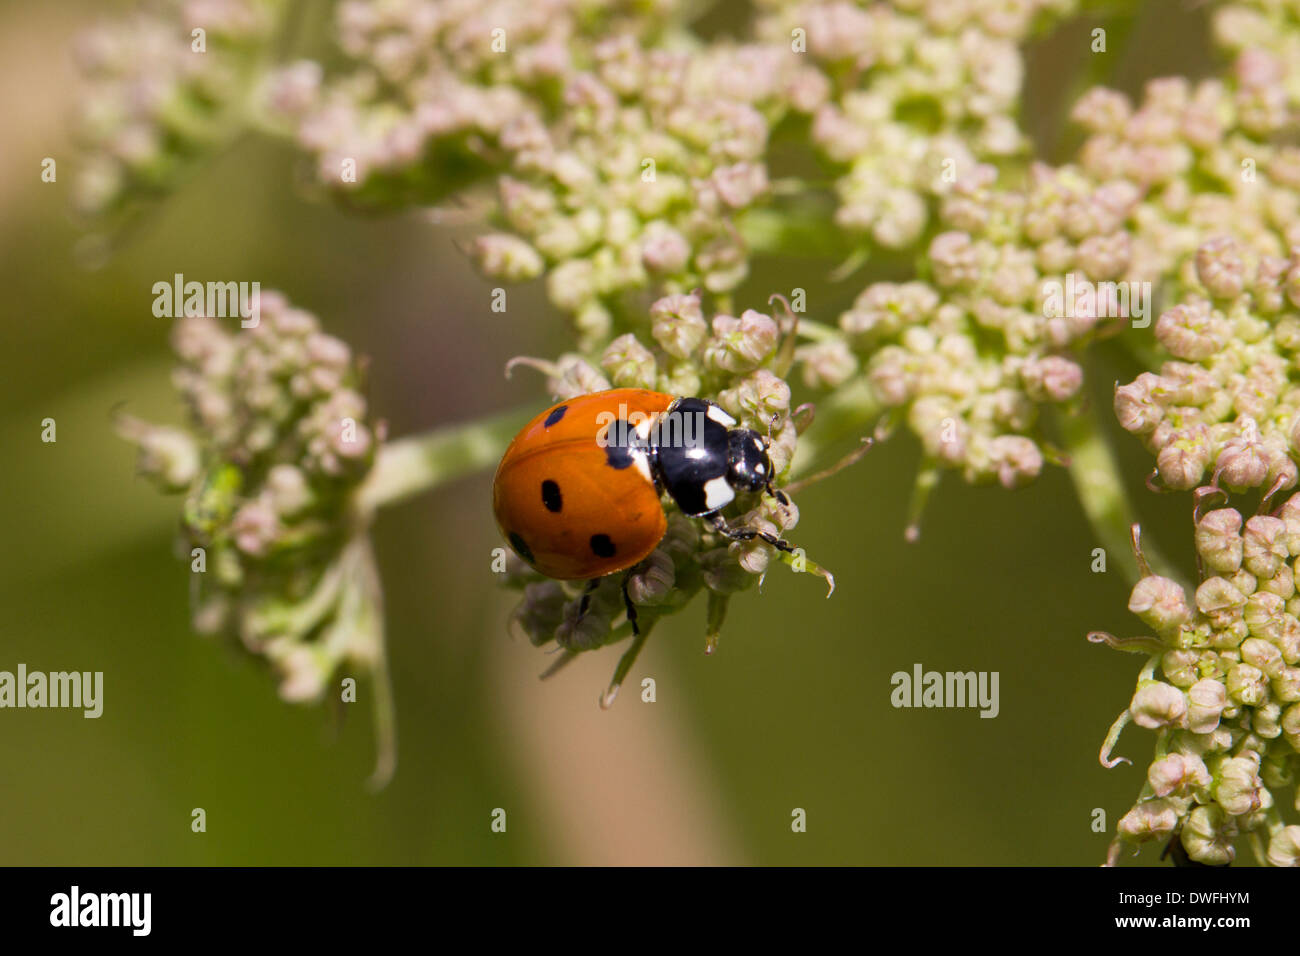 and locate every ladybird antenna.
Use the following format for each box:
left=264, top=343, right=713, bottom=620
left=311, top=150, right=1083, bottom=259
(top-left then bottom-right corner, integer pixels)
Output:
left=782, top=436, right=874, bottom=496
